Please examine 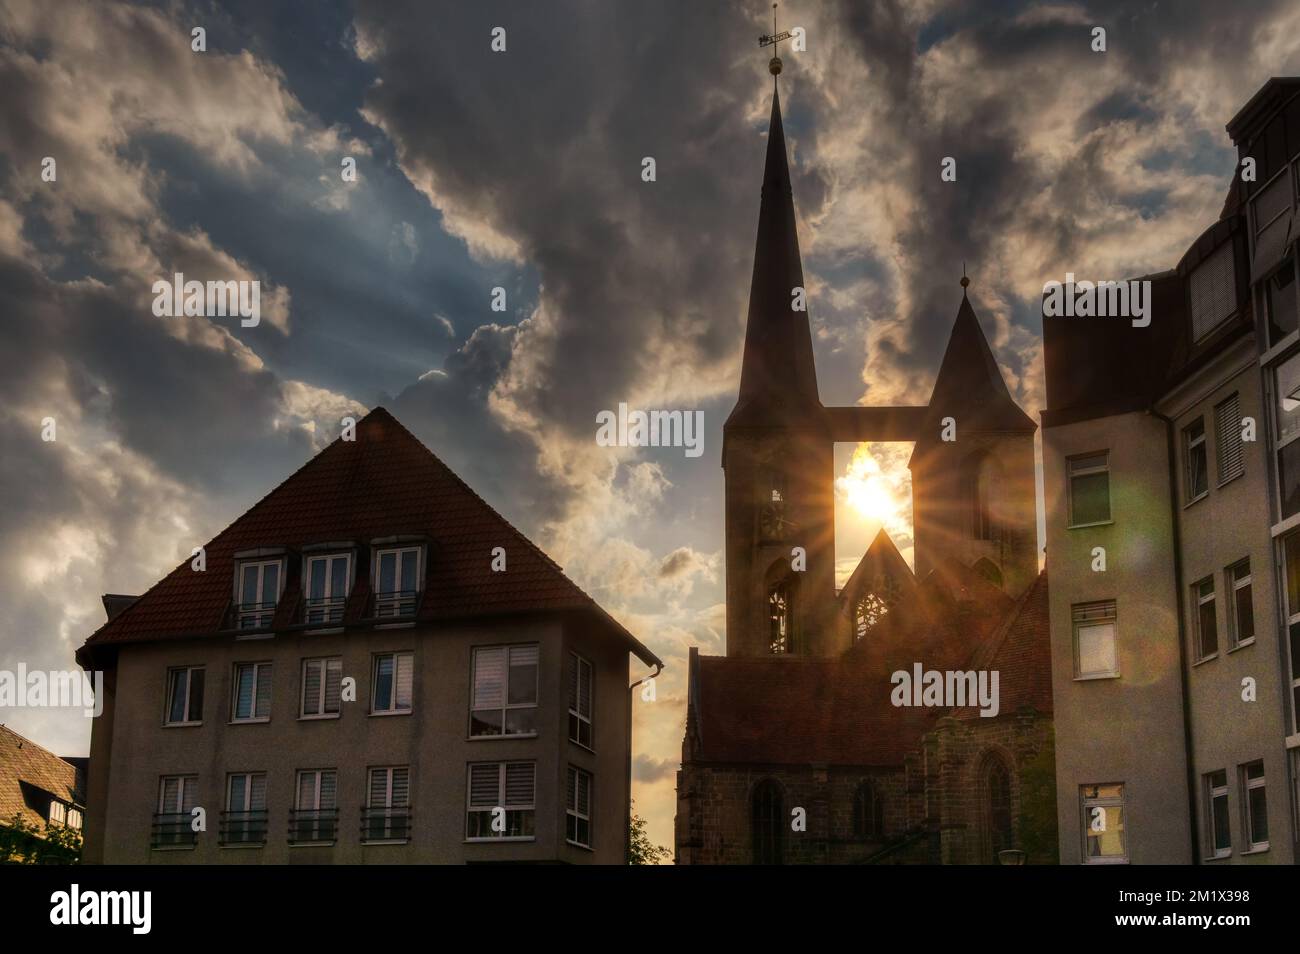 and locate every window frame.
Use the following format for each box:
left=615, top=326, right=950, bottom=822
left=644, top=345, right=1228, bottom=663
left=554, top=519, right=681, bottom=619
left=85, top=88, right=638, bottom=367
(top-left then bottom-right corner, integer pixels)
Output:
left=1192, top=576, right=1219, bottom=662
left=1205, top=770, right=1231, bottom=859
left=465, top=761, right=536, bottom=843
left=1279, top=533, right=1300, bottom=735
left=1072, top=601, right=1119, bottom=680
left=164, top=665, right=205, bottom=726
left=235, top=558, right=283, bottom=630
left=292, top=768, right=339, bottom=845
left=231, top=661, right=272, bottom=723
left=1066, top=451, right=1112, bottom=529
left=1227, top=559, right=1254, bottom=649
left=372, top=545, right=423, bottom=619
left=370, top=651, right=414, bottom=715
left=364, top=765, right=411, bottom=844
left=303, top=552, right=352, bottom=625
left=300, top=656, right=344, bottom=720
left=1080, top=783, right=1127, bottom=864
left=1272, top=349, right=1300, bottom=523
left=470, top=644, right=539, bottom=739
left=565, top=765, right=593, bottom=849
left=1240, top=761, right=1269, bottom=853
left=1183, top=417, right=1210, bottom=504
left=48, top=800, right=66, bottom=826
left=568, top=652, right=594, bottom=750
left=222, top=771, right=268, bottom=847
